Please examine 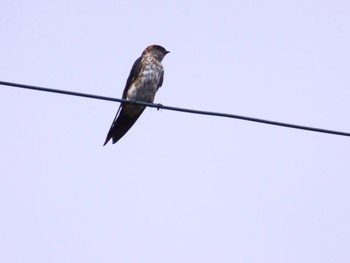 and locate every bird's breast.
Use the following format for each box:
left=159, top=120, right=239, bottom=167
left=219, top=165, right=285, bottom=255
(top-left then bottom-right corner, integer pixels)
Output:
left=126, top=57, right=164, bottom=103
